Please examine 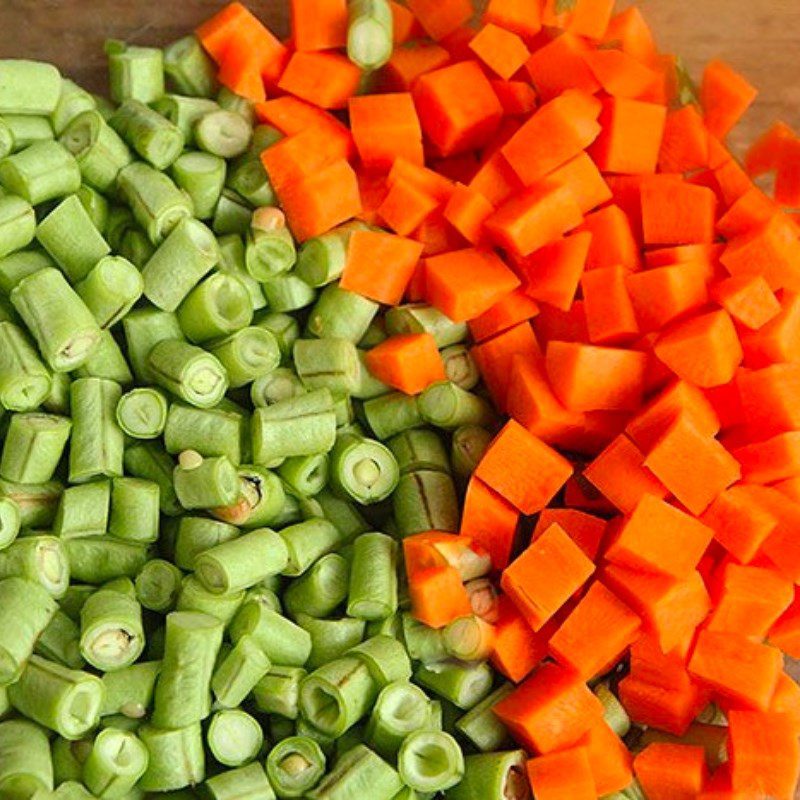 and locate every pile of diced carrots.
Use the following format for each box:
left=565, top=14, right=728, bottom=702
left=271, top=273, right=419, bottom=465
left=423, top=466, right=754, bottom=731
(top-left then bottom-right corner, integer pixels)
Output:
left=196, top=0, right=800, bottom=796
